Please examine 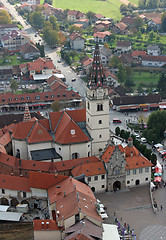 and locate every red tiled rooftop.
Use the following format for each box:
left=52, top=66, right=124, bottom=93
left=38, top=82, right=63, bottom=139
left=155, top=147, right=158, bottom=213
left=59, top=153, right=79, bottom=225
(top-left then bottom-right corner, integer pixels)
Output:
left=126, top=155, right=153, bottom=170
left=33, top=219, right=61, bottom=231
left=102, top=145, right=124, bottom=163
